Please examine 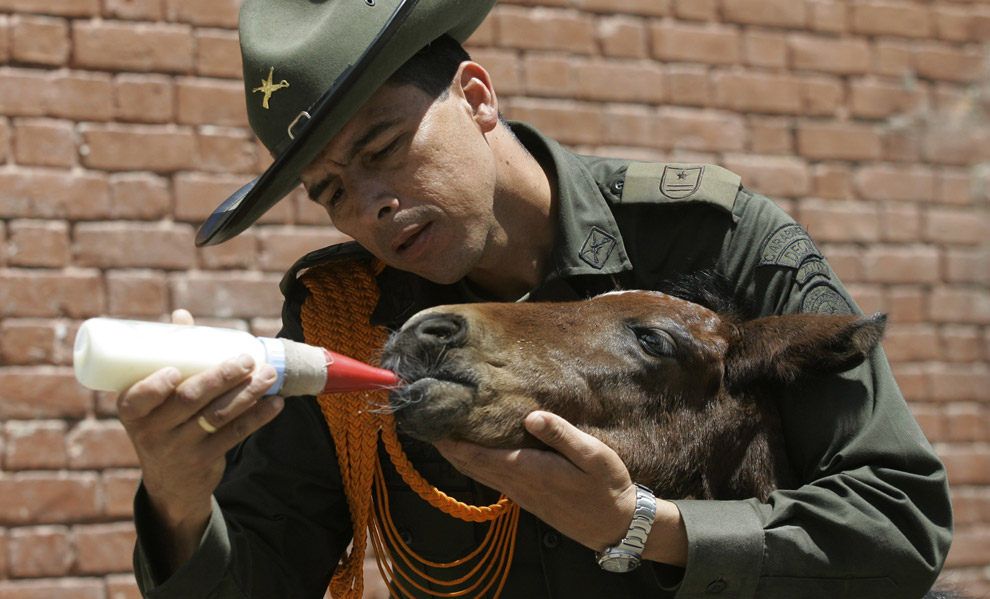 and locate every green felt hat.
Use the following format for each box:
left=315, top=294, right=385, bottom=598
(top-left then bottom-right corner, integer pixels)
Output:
left=195, top=0, right=496, bottom=247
